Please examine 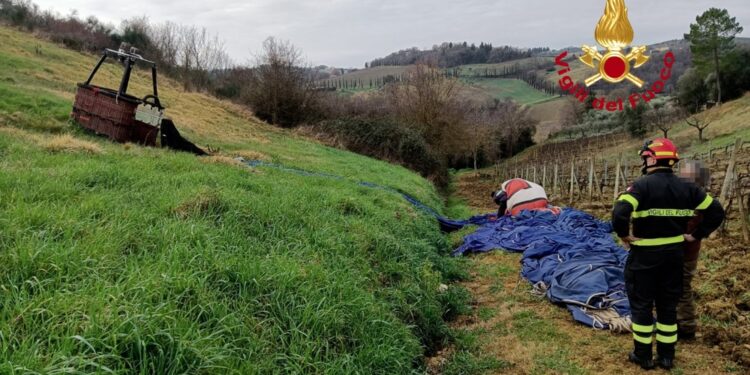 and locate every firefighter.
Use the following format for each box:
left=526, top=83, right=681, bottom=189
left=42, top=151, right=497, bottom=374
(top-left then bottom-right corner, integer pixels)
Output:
left=491, top=178, right=559, bottom=217
left=612, top=139, right=725, bottom=370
